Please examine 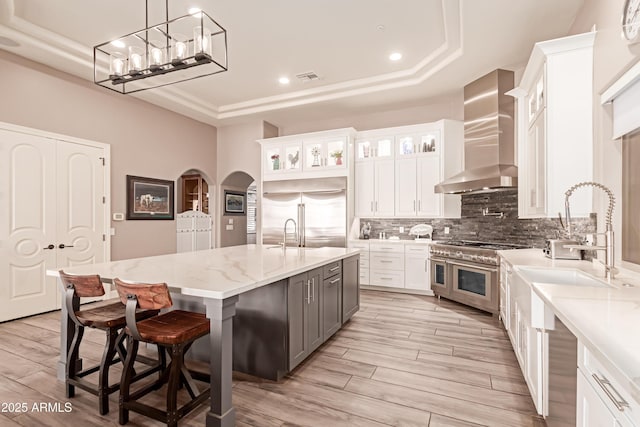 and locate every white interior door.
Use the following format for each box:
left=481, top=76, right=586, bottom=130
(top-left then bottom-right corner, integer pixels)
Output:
left=0, top=129, right=58, bottom=322
left=57, top=141, right=108, bottom=300
left=0, top=128, right=108, bottom=321
left=56, top=141, right=106, bottom=269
